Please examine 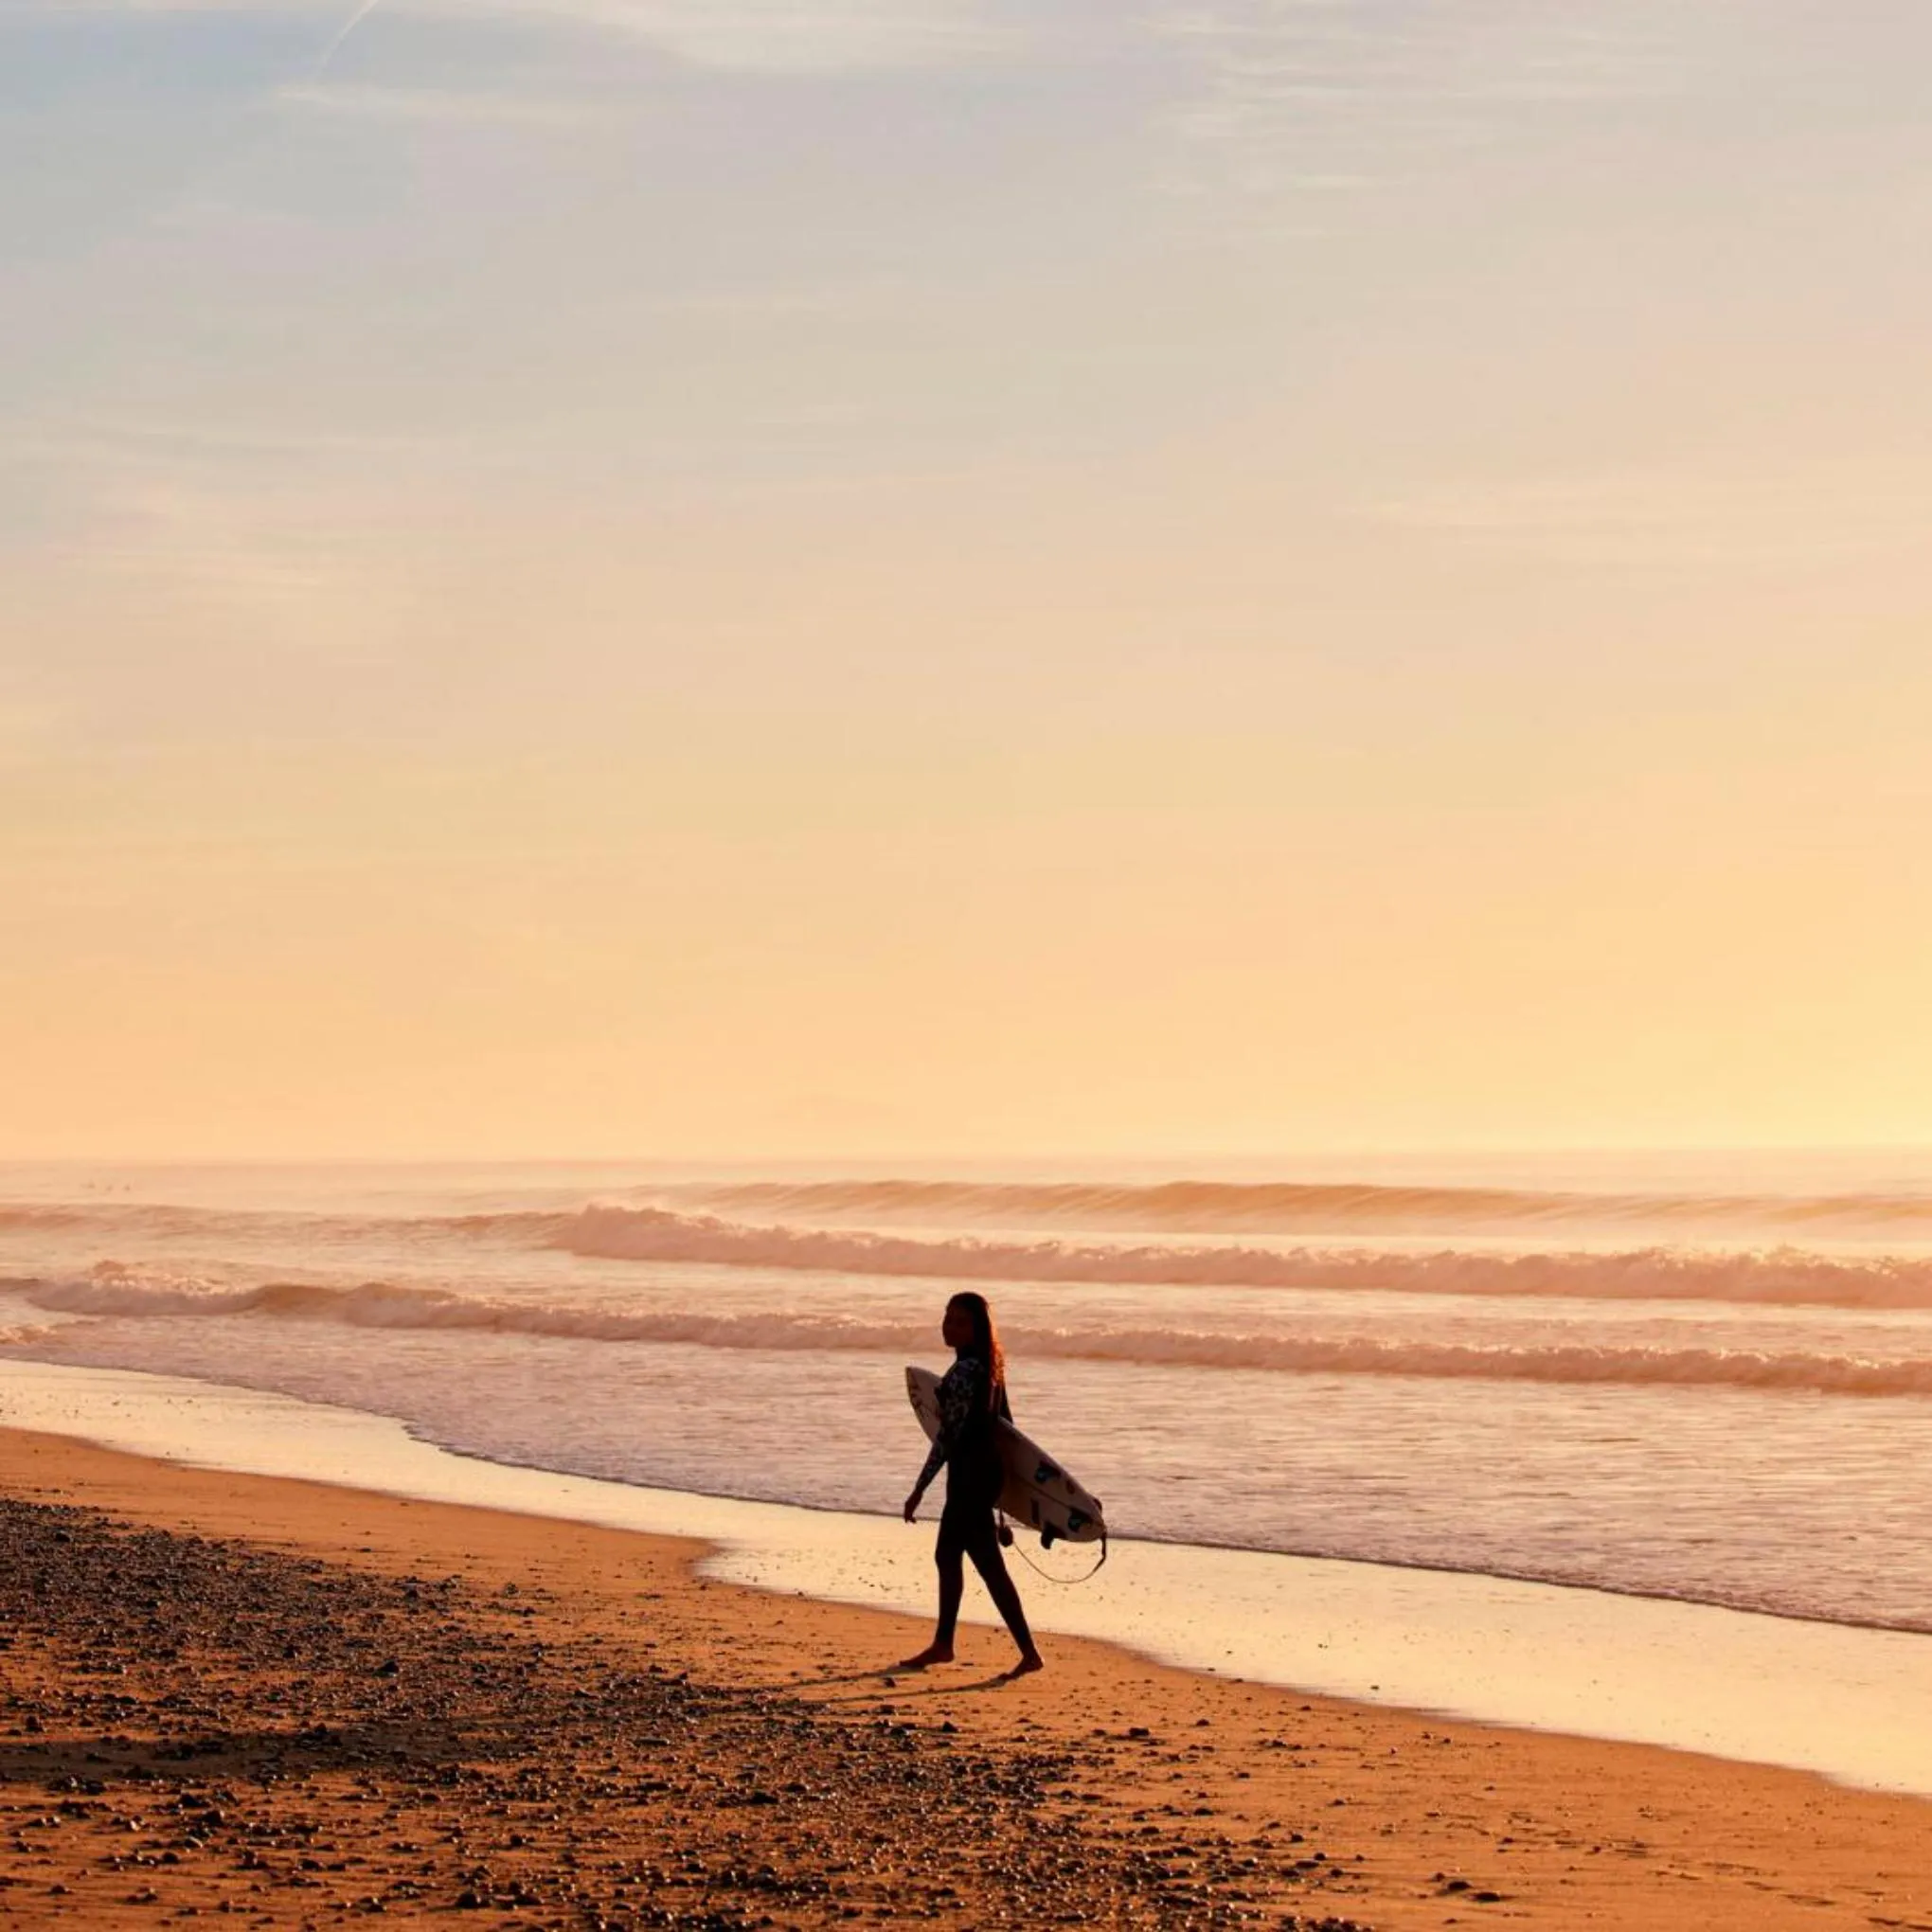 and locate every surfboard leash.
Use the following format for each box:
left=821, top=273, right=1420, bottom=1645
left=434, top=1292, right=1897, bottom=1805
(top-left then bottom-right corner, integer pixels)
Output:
left=1001, top=1513, right=1108, bottom=1583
